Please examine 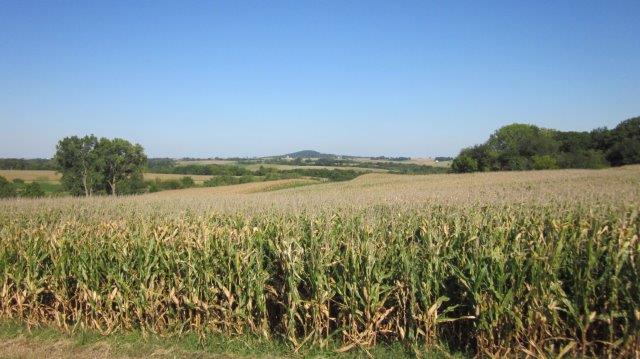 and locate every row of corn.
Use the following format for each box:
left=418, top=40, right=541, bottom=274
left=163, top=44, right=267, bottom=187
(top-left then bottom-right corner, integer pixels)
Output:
left=0, top=204, right=638, bottom=356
